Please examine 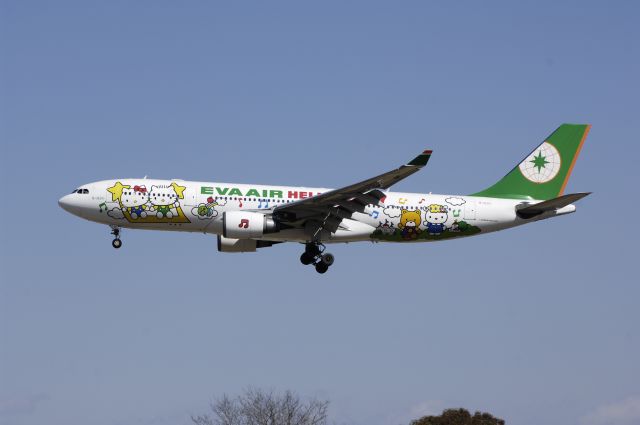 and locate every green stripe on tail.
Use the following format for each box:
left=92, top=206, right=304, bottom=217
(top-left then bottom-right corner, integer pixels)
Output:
left=472, top=124, right=590, bottom=200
